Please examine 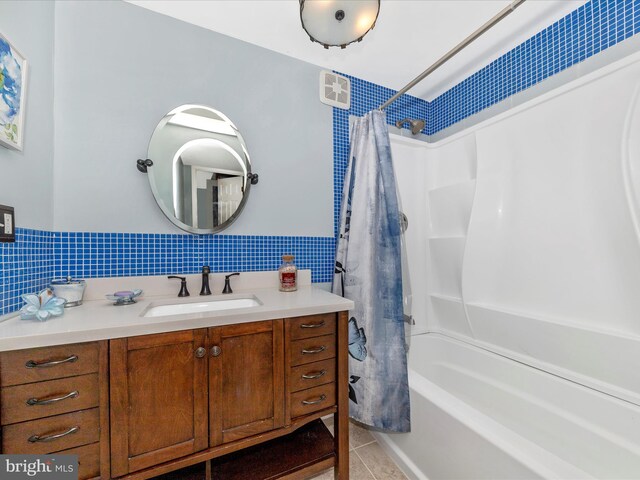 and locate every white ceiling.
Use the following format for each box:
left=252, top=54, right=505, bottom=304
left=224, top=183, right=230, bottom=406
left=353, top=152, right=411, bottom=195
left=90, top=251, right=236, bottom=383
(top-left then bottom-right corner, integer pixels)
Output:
left=127, top=0, right=587, bottom=101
